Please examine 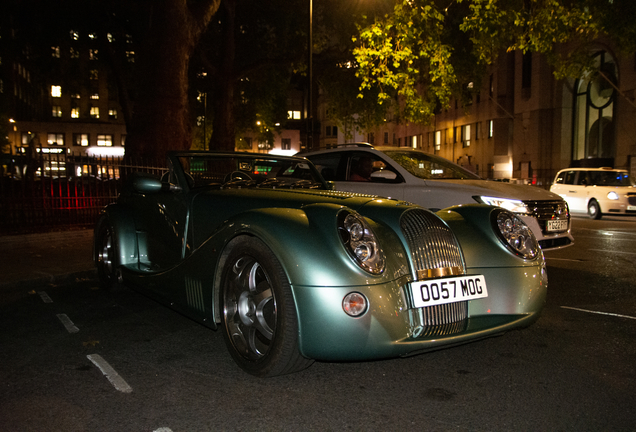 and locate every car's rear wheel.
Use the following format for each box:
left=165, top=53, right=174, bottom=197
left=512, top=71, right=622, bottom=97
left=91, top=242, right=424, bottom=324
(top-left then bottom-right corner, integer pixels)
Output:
left=95, top=221, right=123, bottom=290
left=587, top=199, right=602, bottom=220
left=220, top=237, right=313, bottom=377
